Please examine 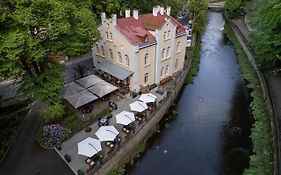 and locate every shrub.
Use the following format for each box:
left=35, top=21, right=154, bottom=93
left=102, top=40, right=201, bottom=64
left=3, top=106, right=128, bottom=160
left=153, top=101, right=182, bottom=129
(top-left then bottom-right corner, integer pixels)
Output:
left=43, top=102, right=65, bottom=123
left=225, top=0, right=243, bottom=18
left=37, top=124, right=72, bottom=148
left=77, top=169, right=84, bottom=175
